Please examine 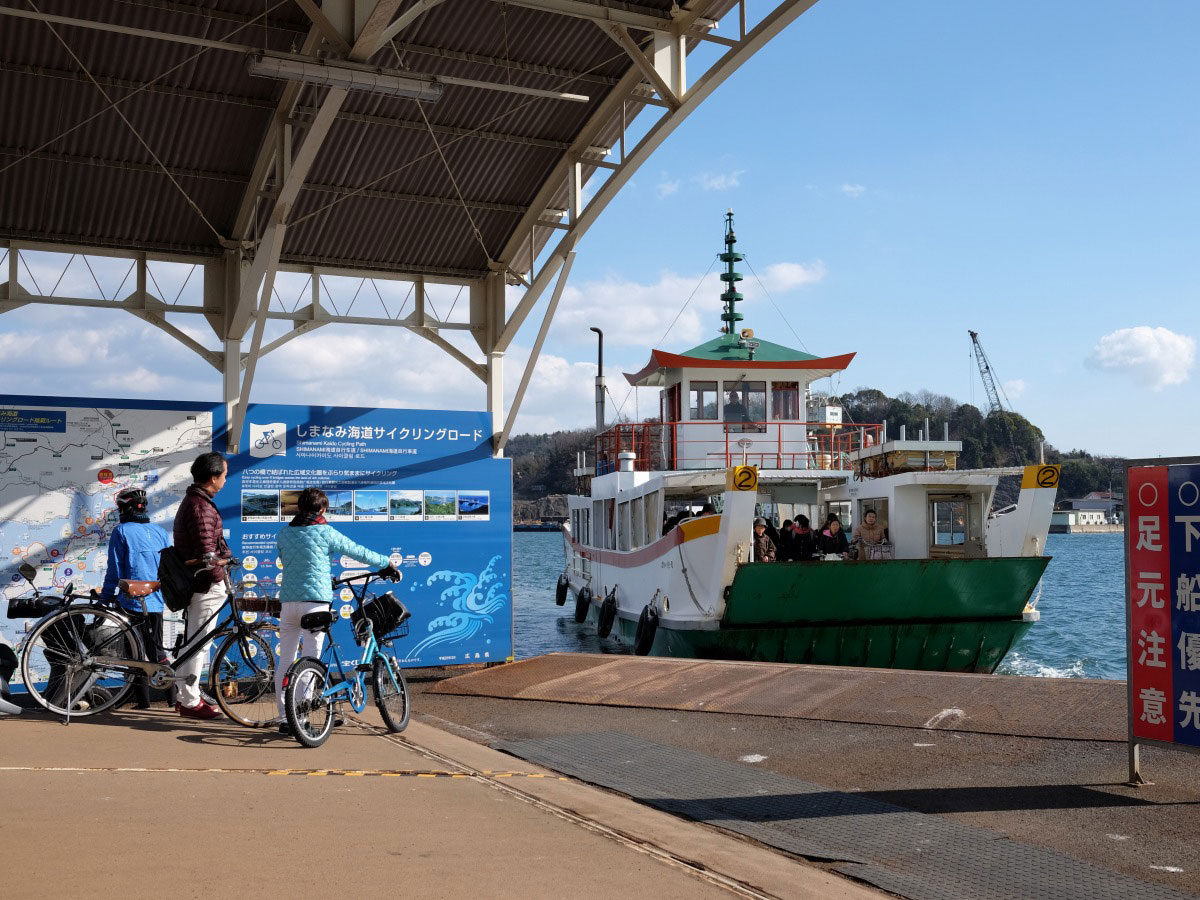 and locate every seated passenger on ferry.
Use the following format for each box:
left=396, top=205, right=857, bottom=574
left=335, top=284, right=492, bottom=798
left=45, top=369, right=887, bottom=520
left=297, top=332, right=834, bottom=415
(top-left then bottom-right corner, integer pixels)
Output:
left=817, top=516, right=850, bottom=558
left=854, top=509, right=887, bottom=546
left=699, top=503, right=717, bottom=516
left=753, top=517, right=776, bottom=562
